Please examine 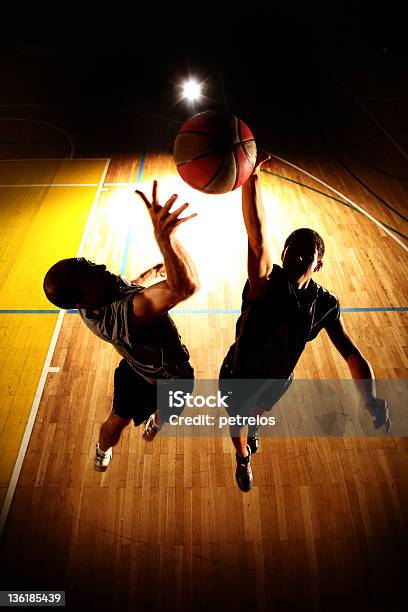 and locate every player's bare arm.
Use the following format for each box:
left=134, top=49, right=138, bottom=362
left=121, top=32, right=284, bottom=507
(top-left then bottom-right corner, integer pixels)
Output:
left=325, top=315, right=391, bottom=433
left=241, top=150, right=273, bottom=301
left=133, top=180, right=200, bottom=319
